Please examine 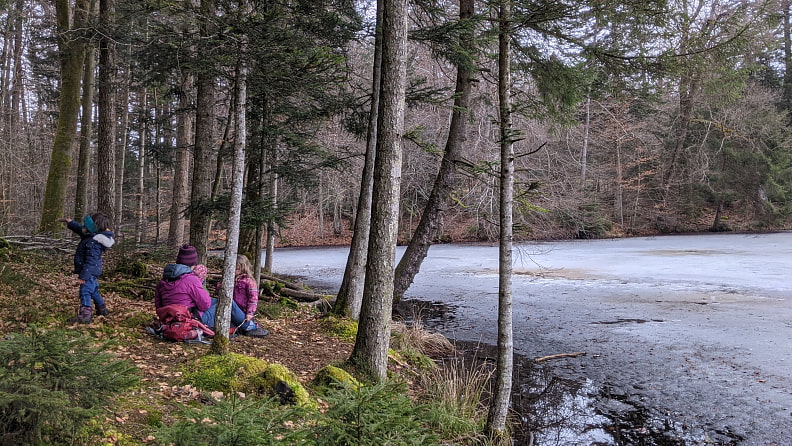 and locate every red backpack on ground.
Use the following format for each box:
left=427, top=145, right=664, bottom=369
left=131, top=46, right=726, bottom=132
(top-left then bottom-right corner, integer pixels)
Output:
left=154, top=304, right=215, bottom=342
